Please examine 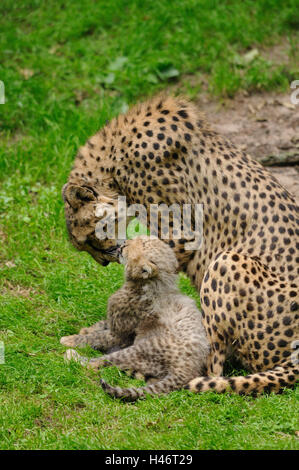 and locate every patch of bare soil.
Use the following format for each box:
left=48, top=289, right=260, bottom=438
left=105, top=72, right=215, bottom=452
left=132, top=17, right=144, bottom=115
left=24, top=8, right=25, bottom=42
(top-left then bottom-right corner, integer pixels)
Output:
left=0, top=227, right=7, bottom=242
left=196, top=91, right=299, bottom=205
left=0, top=280, right=42, bottom=298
